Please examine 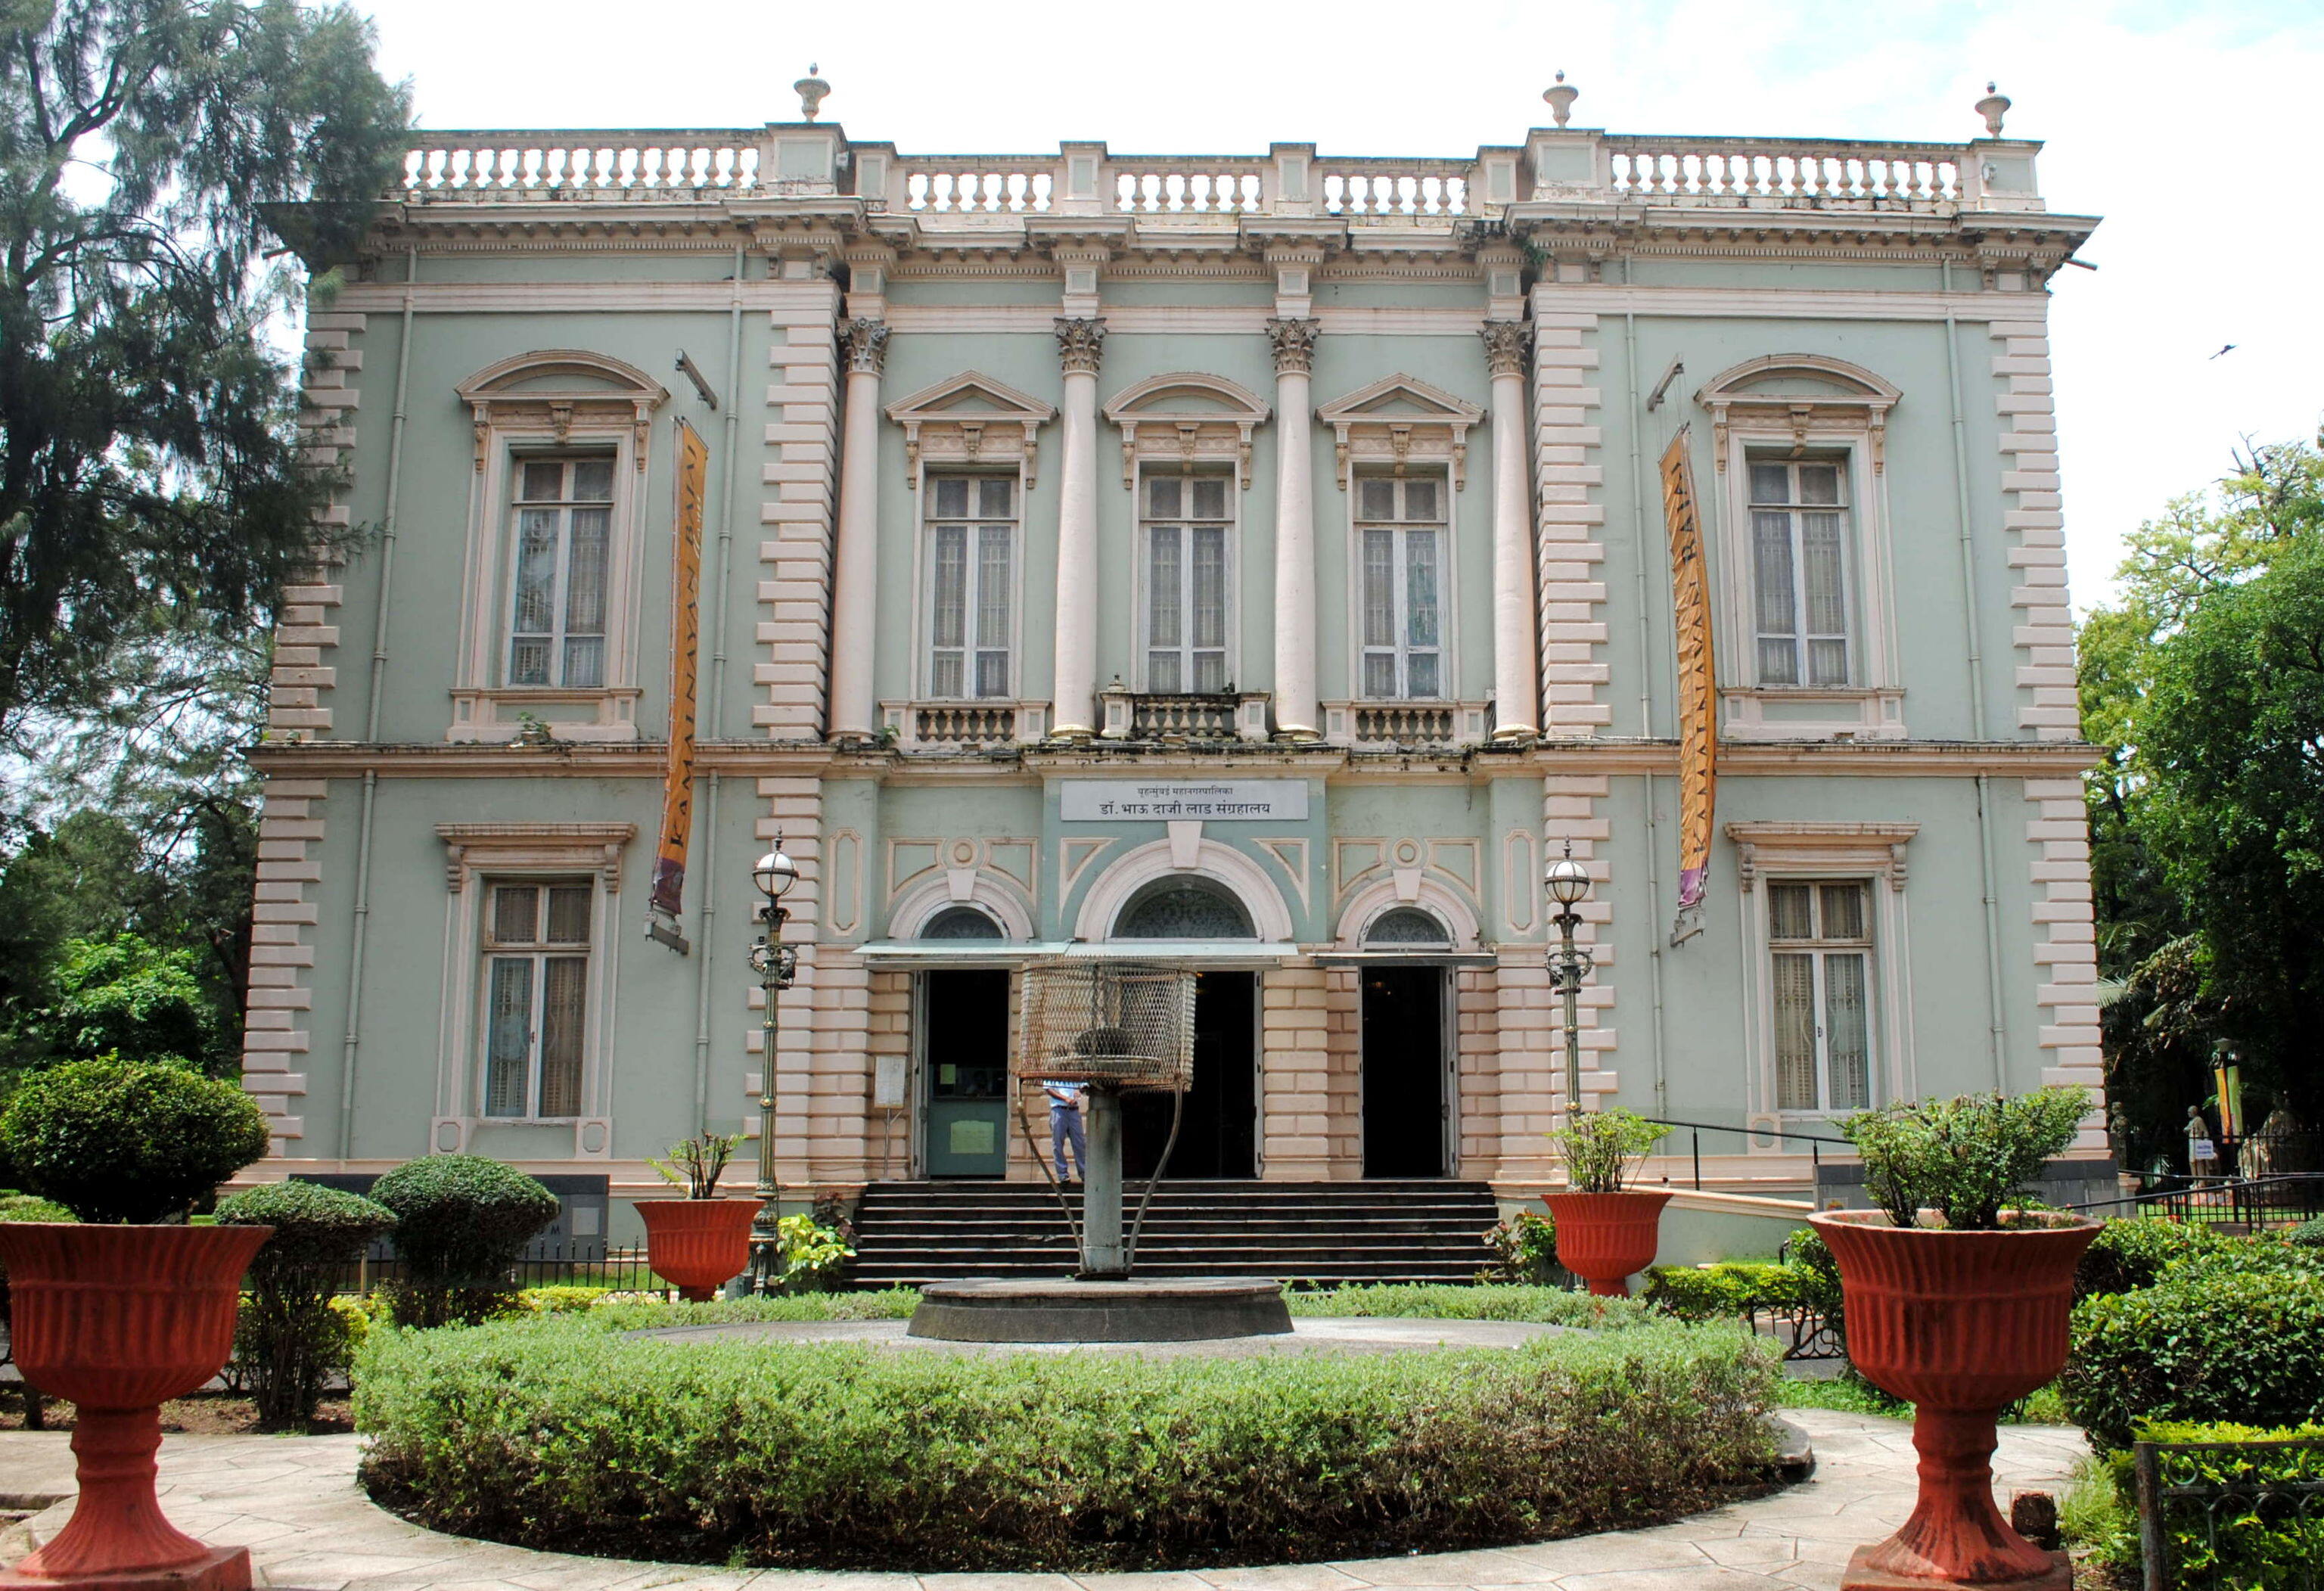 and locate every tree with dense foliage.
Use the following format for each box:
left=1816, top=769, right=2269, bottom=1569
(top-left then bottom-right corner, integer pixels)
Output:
left=0, top=0, right=409, bottom=738
left=2079, top=437, right=2324, bottom=1154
